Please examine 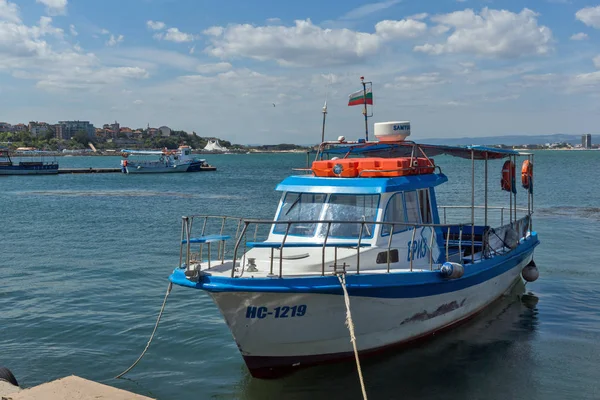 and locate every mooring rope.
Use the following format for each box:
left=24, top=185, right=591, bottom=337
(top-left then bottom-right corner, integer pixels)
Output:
left=337, top=273, right=368, bottom=400
left=115, top=281, right=173, bottom=379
